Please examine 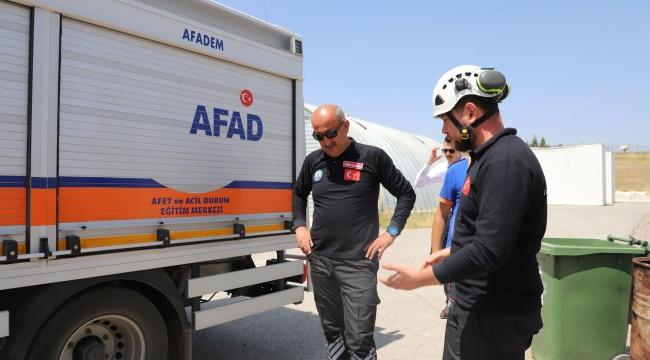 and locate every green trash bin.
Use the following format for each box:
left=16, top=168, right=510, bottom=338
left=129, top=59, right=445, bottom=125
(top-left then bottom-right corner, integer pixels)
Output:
left=531, top=237, right=647, bottom=360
